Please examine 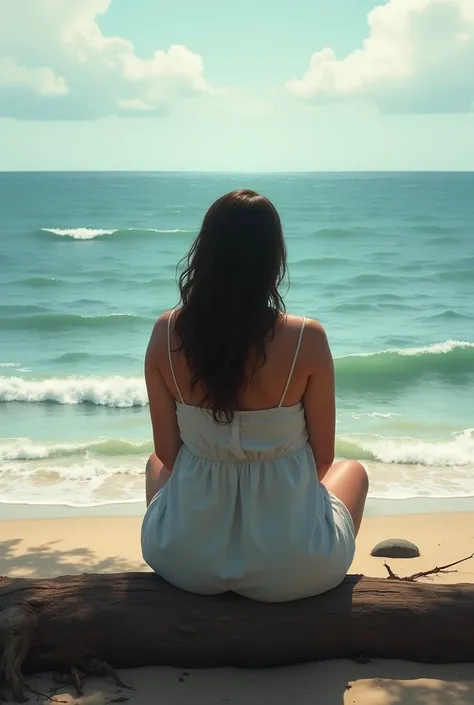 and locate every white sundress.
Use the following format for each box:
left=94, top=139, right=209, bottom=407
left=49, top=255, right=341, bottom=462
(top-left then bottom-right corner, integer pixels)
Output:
left=141, top=314, right=355, bottom=602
